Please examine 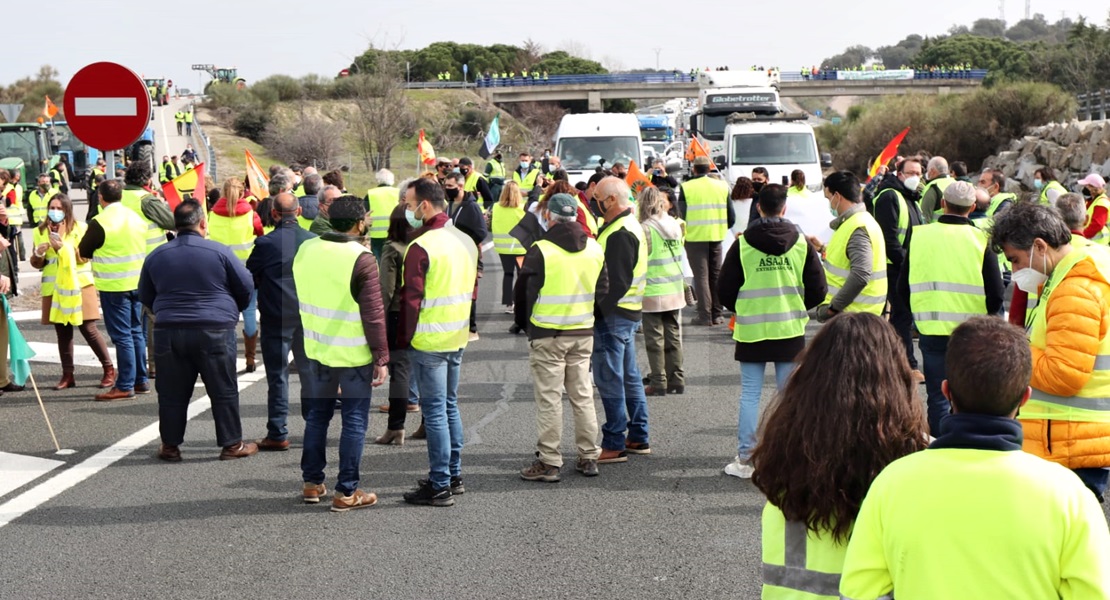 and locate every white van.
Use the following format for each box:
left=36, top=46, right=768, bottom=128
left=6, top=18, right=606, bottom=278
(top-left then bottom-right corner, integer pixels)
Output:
left=721, top=116, right=831, bottom=192
left=554, top=113, right=644, bottom=187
